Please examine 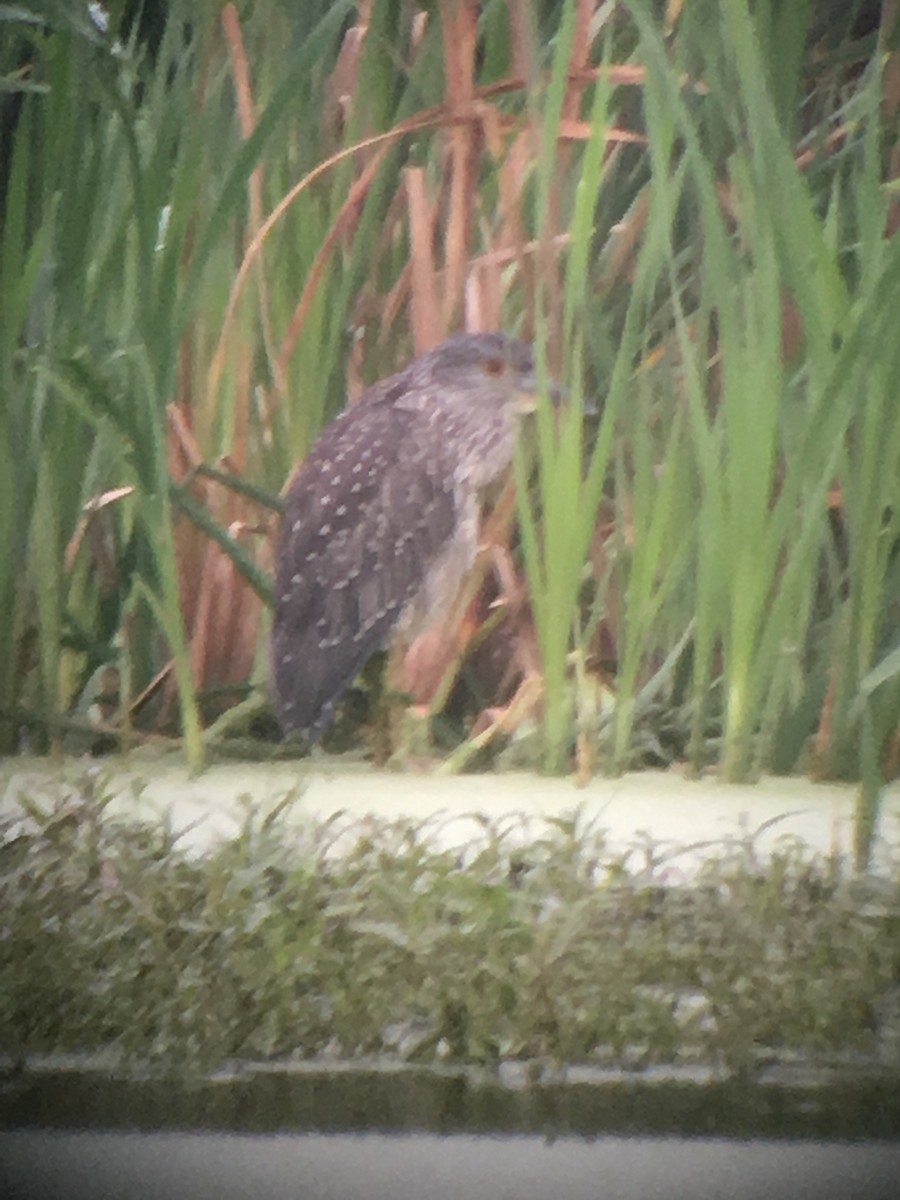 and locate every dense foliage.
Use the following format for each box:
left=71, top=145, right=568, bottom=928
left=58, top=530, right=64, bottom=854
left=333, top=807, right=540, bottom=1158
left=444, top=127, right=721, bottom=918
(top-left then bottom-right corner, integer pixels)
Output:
left=1, top=3, right=898, bottom=849
left=2, top=773, right=898, bottom=1074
